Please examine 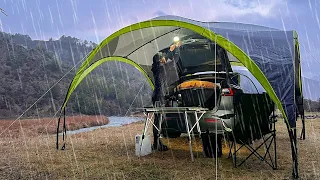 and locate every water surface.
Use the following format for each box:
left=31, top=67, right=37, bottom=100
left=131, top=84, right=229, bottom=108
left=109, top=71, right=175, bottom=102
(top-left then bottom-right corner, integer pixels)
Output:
left=61, top=116, right=143, bottom=135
